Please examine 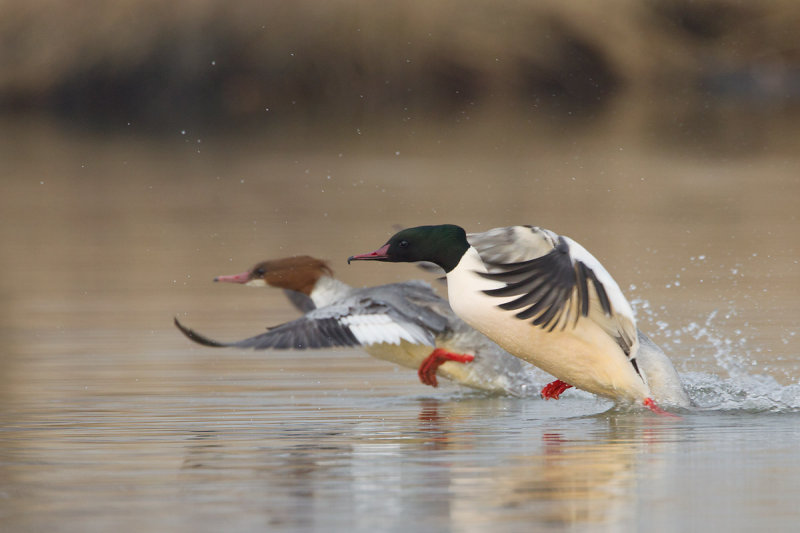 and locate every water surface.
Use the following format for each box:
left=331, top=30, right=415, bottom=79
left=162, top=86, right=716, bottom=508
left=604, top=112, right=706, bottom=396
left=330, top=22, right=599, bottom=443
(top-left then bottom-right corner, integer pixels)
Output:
left=1, top=118, right=799, bottom=531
